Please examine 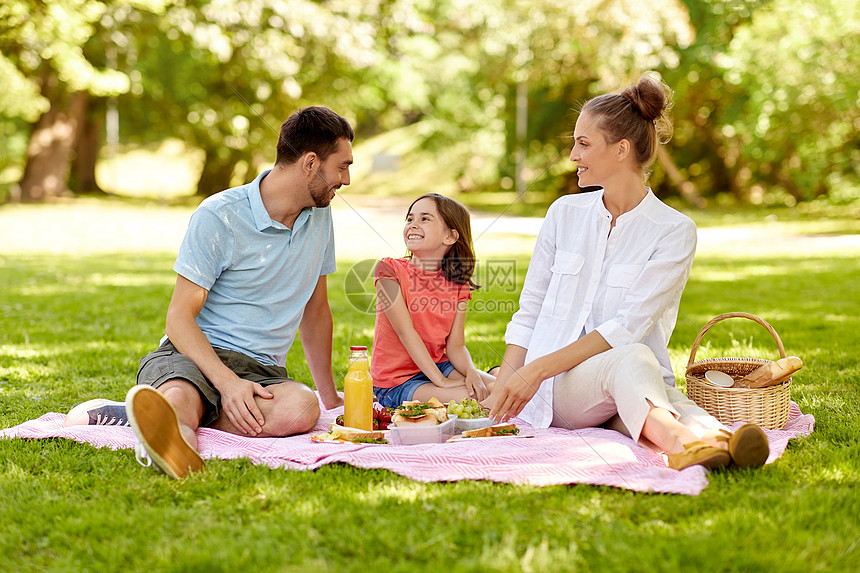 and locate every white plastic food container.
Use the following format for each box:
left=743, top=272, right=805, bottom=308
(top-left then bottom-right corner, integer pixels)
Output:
left=388, top=415, right=457, bottom=445
left=454, top=416, right=494, bottom=434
